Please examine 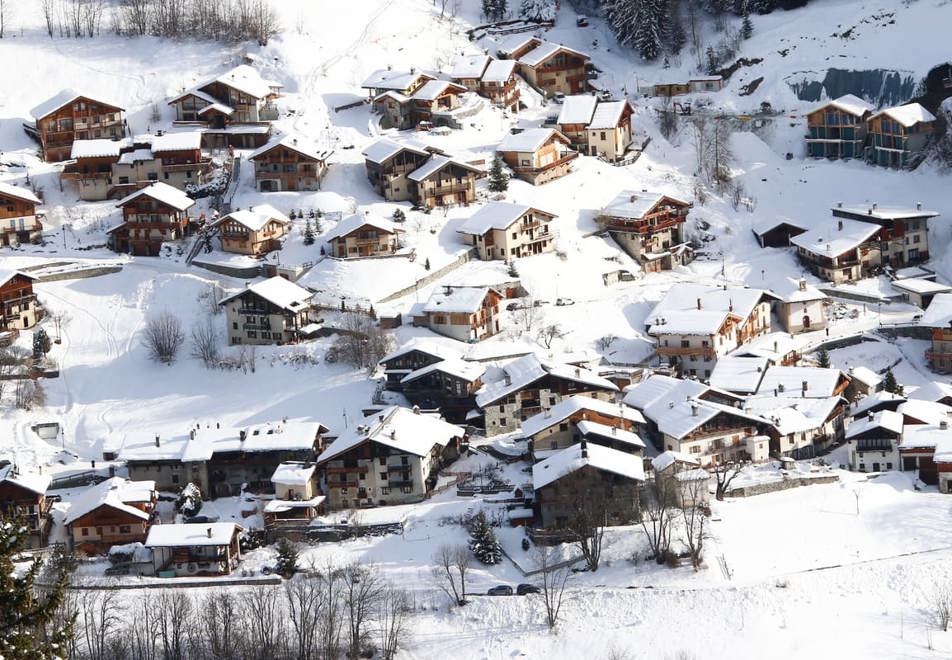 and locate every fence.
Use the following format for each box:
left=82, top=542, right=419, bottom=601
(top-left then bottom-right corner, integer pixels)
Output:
left=376, top=248, right=477, bottom=304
